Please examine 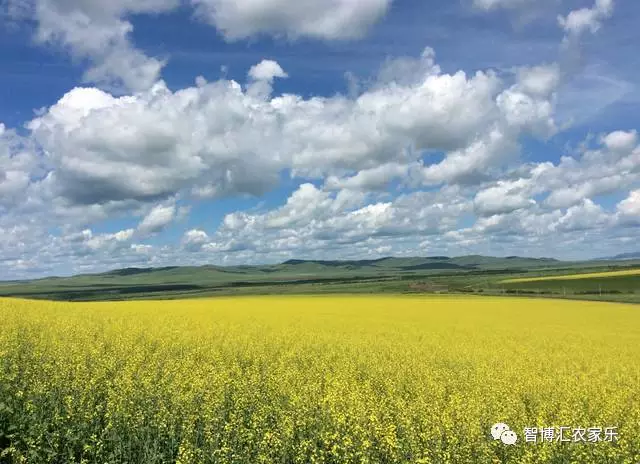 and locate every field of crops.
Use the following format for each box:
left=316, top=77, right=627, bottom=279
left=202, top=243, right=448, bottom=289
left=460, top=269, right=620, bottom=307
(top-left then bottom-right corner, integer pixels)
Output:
left=500, top=268, right=640, bottom=283
left=1, top=296, right=639, bottom=463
